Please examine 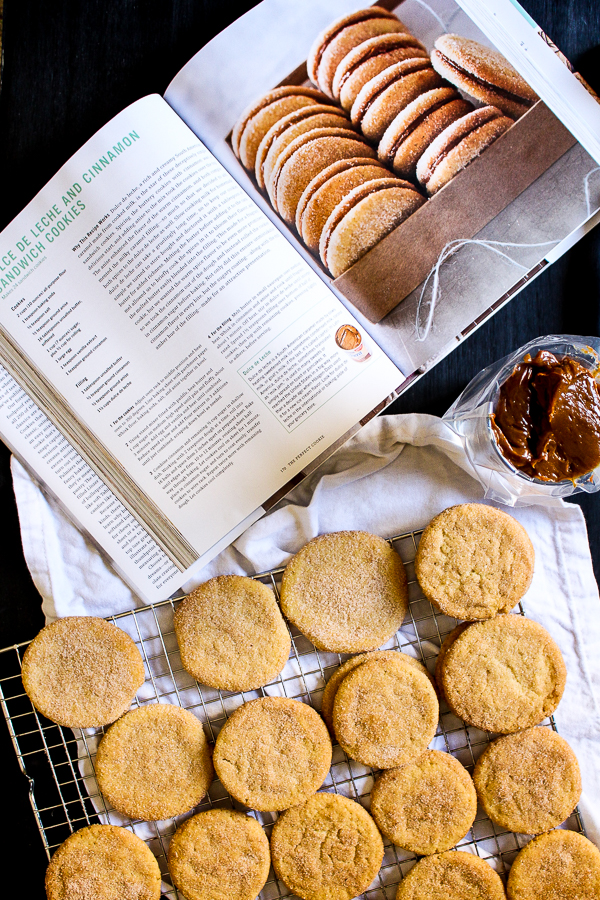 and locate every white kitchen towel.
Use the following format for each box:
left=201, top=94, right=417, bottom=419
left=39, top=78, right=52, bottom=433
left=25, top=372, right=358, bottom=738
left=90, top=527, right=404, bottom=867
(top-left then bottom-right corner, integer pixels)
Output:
left=11, top=413, right=600, bottom=844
